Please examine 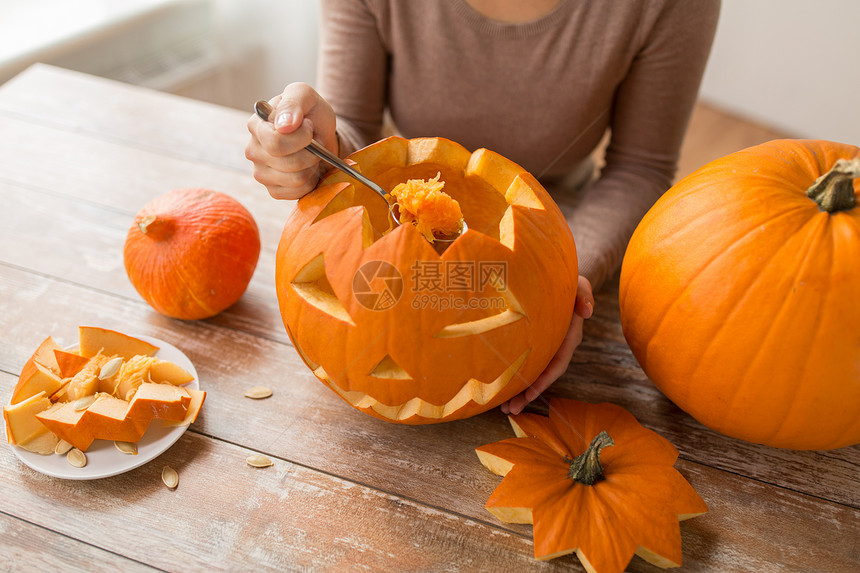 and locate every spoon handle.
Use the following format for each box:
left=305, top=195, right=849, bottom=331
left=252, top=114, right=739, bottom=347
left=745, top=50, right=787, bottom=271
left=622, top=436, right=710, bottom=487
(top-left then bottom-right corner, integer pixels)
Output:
left=303, top=140, right=389, bottom=199
left=254, top=100, right=388, bottom=199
